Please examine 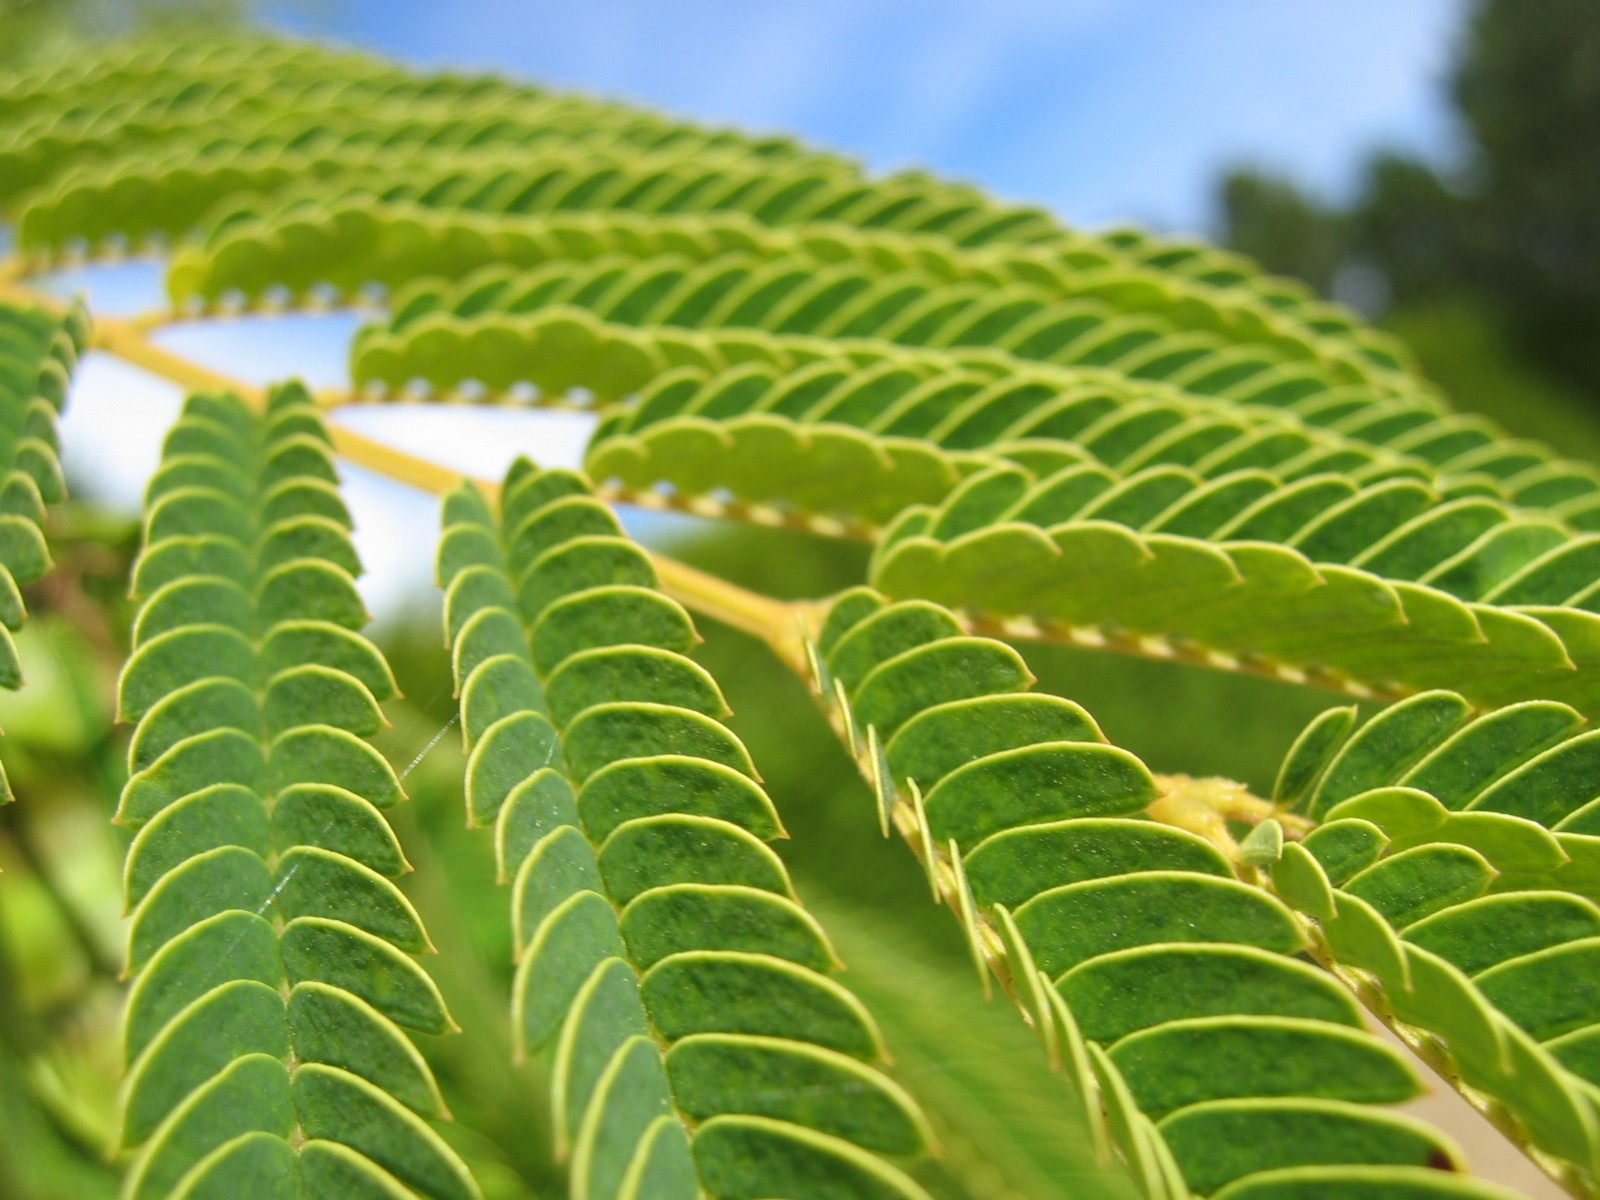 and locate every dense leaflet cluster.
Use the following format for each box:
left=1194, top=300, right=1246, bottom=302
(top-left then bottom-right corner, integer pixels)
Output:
left=166, top=207, right=1600, bottom=714
left=1266, top=696, right=1600, bottom=1178
left=114, top=385, right=474, bottom=1200
left=180, top=202, right=1404, bottom=381
left=871, top=462, right=1600, bottom=715
left=811, top=589, right=1512, bottom=1200
left=329, top=236, right=1600, bottom=706
left=0, top=297, right=84, bottom=721
left=437, top=461, right=932, bottom=1200
left=166, top=202, right=1597, bottom=516
left=5, top=32, right=1600, bottom=1200
left=817, top=582, right=1600, bottom=1196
